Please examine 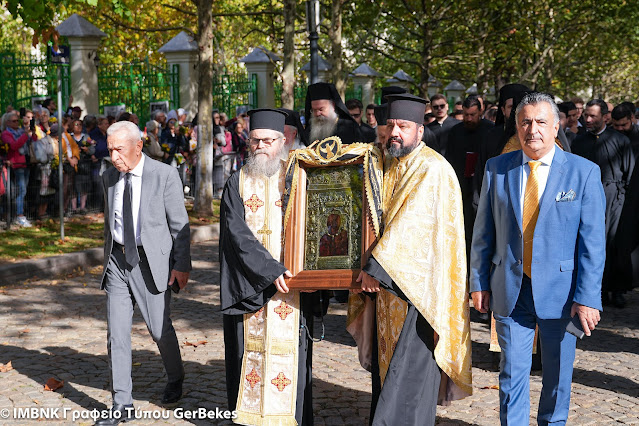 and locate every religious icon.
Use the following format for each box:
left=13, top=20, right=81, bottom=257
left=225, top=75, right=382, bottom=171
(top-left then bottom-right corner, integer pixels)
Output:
left=282, top=137, right=383, bottom=289
left=303, top=165, right=362, bottom=271
left=319, top=213, right=349, bottom=257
